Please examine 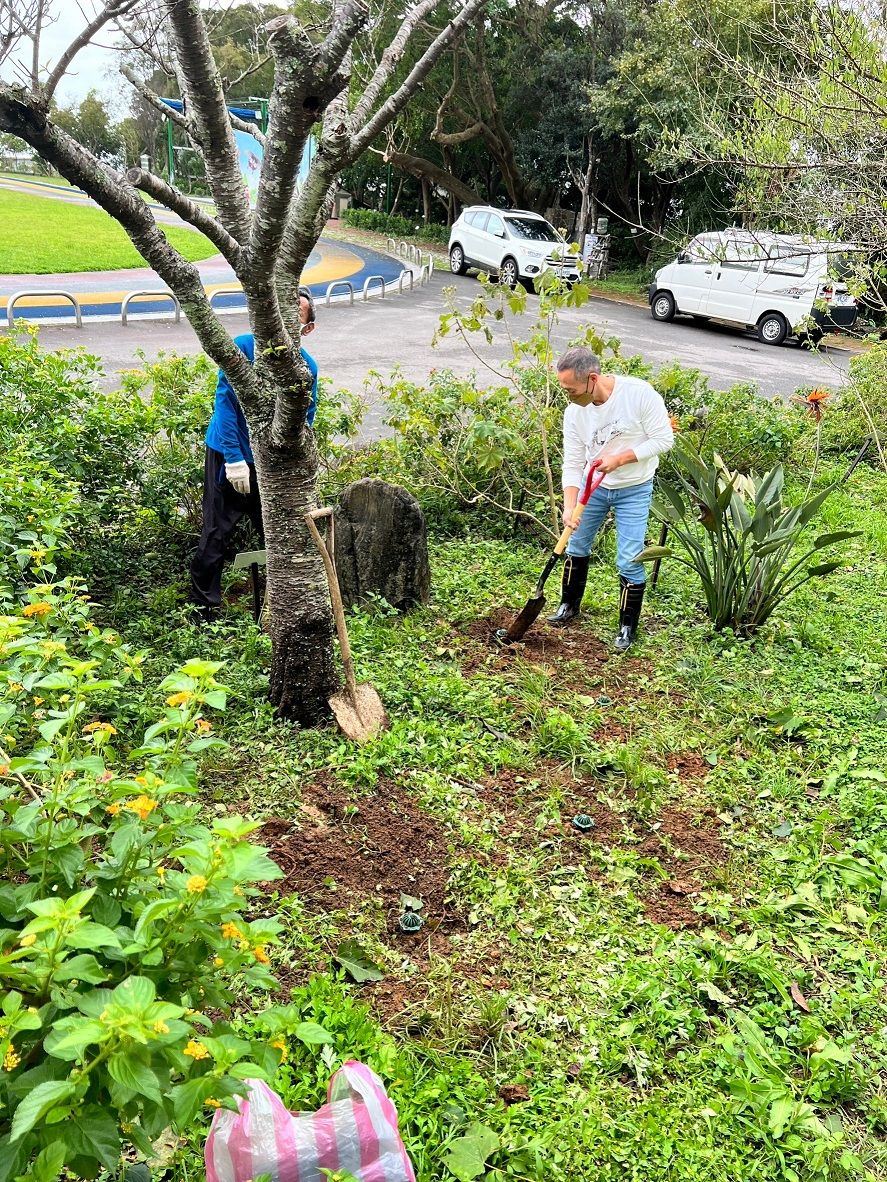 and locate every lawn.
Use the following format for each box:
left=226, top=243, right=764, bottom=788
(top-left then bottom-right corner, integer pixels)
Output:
left=0, top=187, right=218, bottom=273
left=2, top=324, right=886, bottom=1181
